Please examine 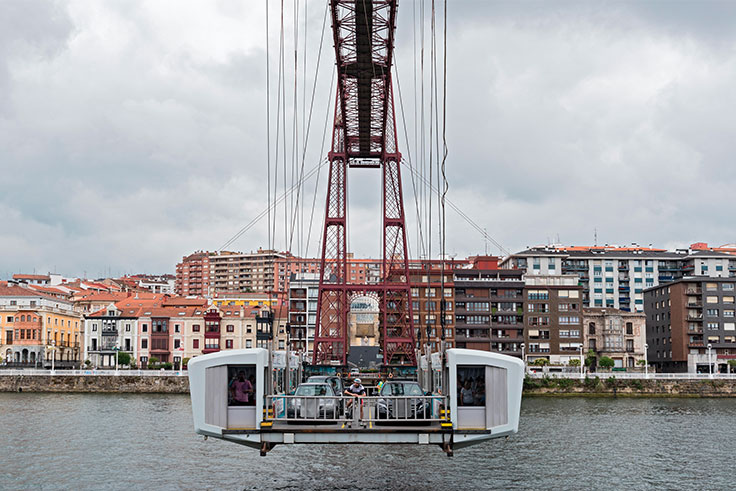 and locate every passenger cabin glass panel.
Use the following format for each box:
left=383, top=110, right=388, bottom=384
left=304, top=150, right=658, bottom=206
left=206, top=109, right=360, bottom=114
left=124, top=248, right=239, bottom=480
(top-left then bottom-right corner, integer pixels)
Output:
left=458, top=366, right=486, bottom=407
left=227, top=365, right=256, bottom=407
